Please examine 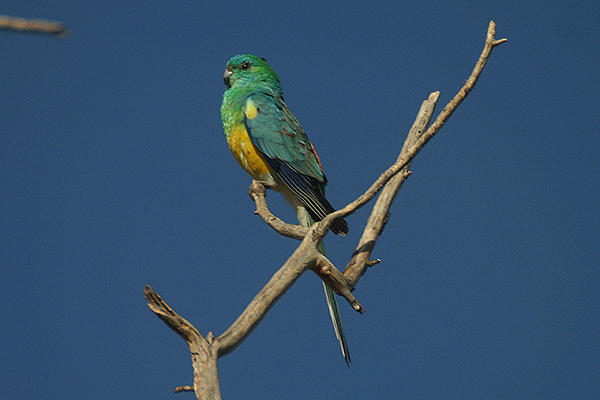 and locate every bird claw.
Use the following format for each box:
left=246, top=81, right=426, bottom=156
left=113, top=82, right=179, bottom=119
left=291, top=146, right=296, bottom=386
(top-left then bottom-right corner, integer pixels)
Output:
left=249, top=180, right=275, bottom=199
left=248, top=180, right=267, bottom=200
left=255, top=180, right=274, bottom=190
